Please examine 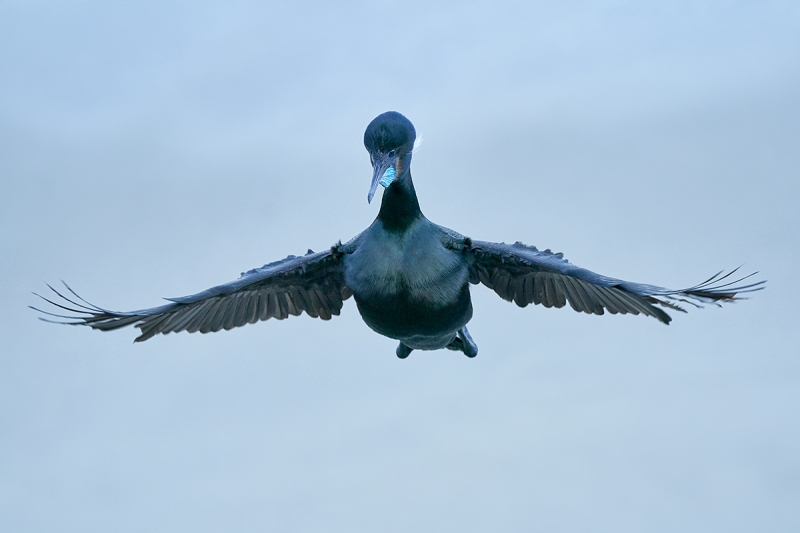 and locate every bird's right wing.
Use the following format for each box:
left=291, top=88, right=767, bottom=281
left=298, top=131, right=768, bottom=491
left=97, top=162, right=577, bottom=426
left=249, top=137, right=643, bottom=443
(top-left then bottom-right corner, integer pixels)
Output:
left=32, top=242, right=356, bottom=342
